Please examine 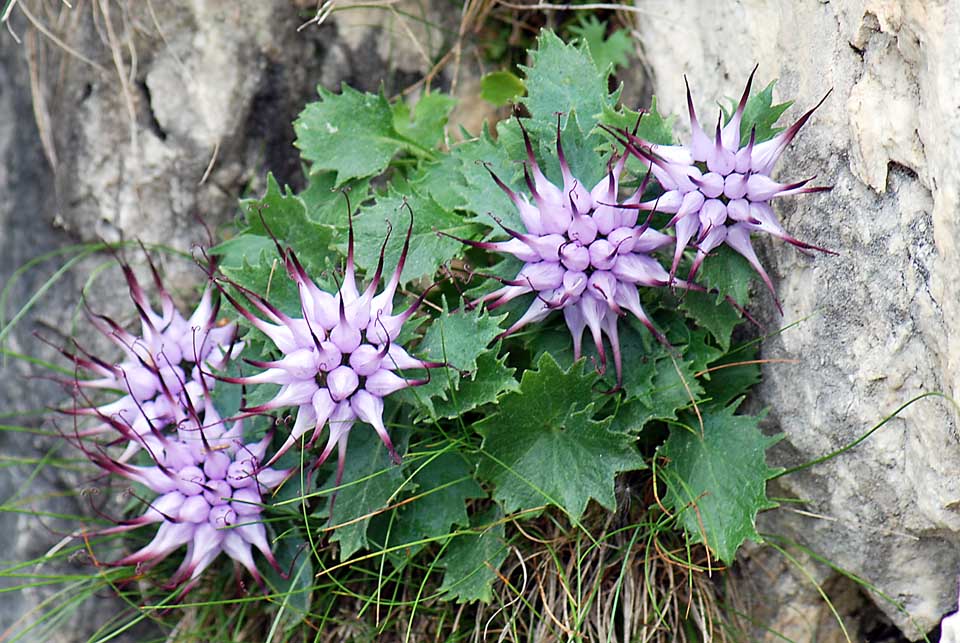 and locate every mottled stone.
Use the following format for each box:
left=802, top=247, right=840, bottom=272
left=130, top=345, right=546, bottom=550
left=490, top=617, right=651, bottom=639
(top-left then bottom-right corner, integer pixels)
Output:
left=0, top=1, right=464, bottom=639
left=633, top=0, right=960, bottom=637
